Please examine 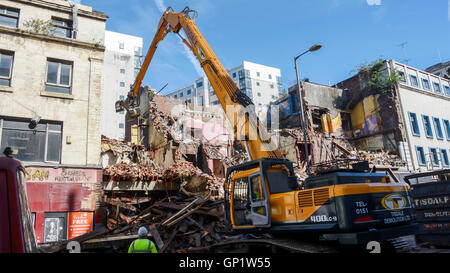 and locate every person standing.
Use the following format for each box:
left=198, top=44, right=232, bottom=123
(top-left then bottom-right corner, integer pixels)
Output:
left=128, top=226, right=158, bottom=253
